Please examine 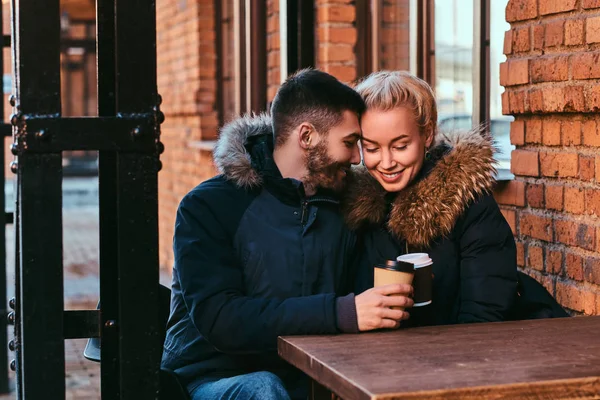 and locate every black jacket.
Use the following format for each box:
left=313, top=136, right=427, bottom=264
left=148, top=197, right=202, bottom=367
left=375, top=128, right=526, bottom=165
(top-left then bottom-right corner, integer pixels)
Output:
left=345, top=129, right=519, bottom=325
left=161, top=114, right=359, bottom=390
